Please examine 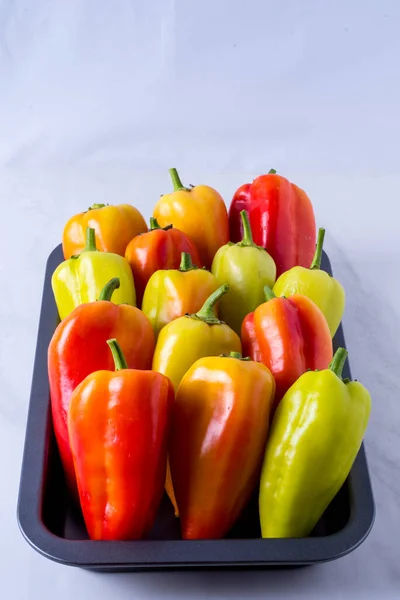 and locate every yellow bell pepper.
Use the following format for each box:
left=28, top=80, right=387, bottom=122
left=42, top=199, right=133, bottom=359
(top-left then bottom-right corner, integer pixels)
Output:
left=52, top=227, right=136, bottom=320
left=152, top=284, right=241, bottom=391
left=142, top=252, right=220, bottom=337
left=273, top=228, right=345, bottom=337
